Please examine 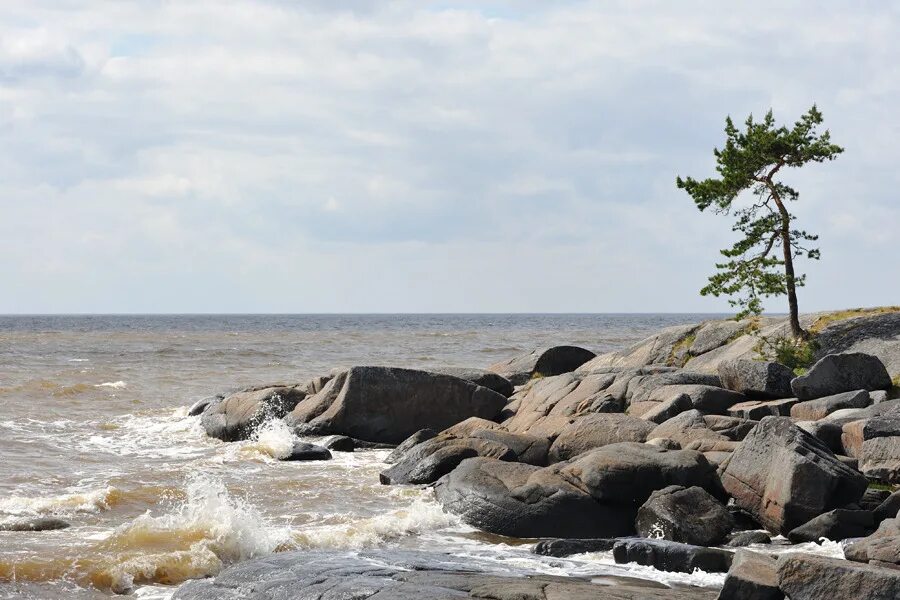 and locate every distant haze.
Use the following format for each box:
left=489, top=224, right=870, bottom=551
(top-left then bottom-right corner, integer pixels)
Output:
left=1, top=1, right=897, bottom=313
